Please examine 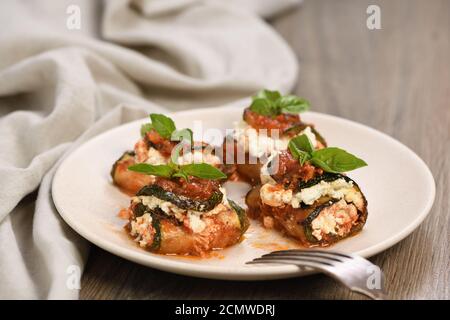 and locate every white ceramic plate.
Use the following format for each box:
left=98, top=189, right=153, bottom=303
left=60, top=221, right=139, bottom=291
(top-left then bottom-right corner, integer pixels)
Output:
left=52, top=106, right=435, bottom=280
